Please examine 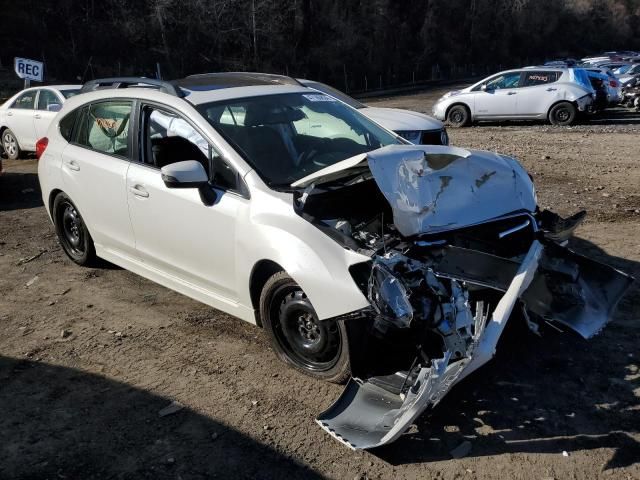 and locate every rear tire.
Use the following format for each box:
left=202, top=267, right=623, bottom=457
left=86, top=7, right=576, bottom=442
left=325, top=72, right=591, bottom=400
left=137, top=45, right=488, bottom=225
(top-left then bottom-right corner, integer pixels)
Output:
left=259, top=271, right=350, bottom=383
left=53, top=192, right=97, bottom=266
left=446, top=104, right=471, bottom=128
left=2, top=129, right=21, bottom=160
left=548, top=102, right=577, bottom=126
